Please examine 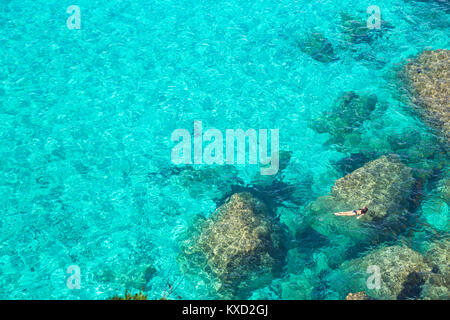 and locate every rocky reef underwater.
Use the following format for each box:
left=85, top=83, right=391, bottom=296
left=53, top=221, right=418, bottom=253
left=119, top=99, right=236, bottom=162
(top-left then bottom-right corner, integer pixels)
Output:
left=176, top=49, right=449, bottom=300
left=1, top=1, right=449, bottom=301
